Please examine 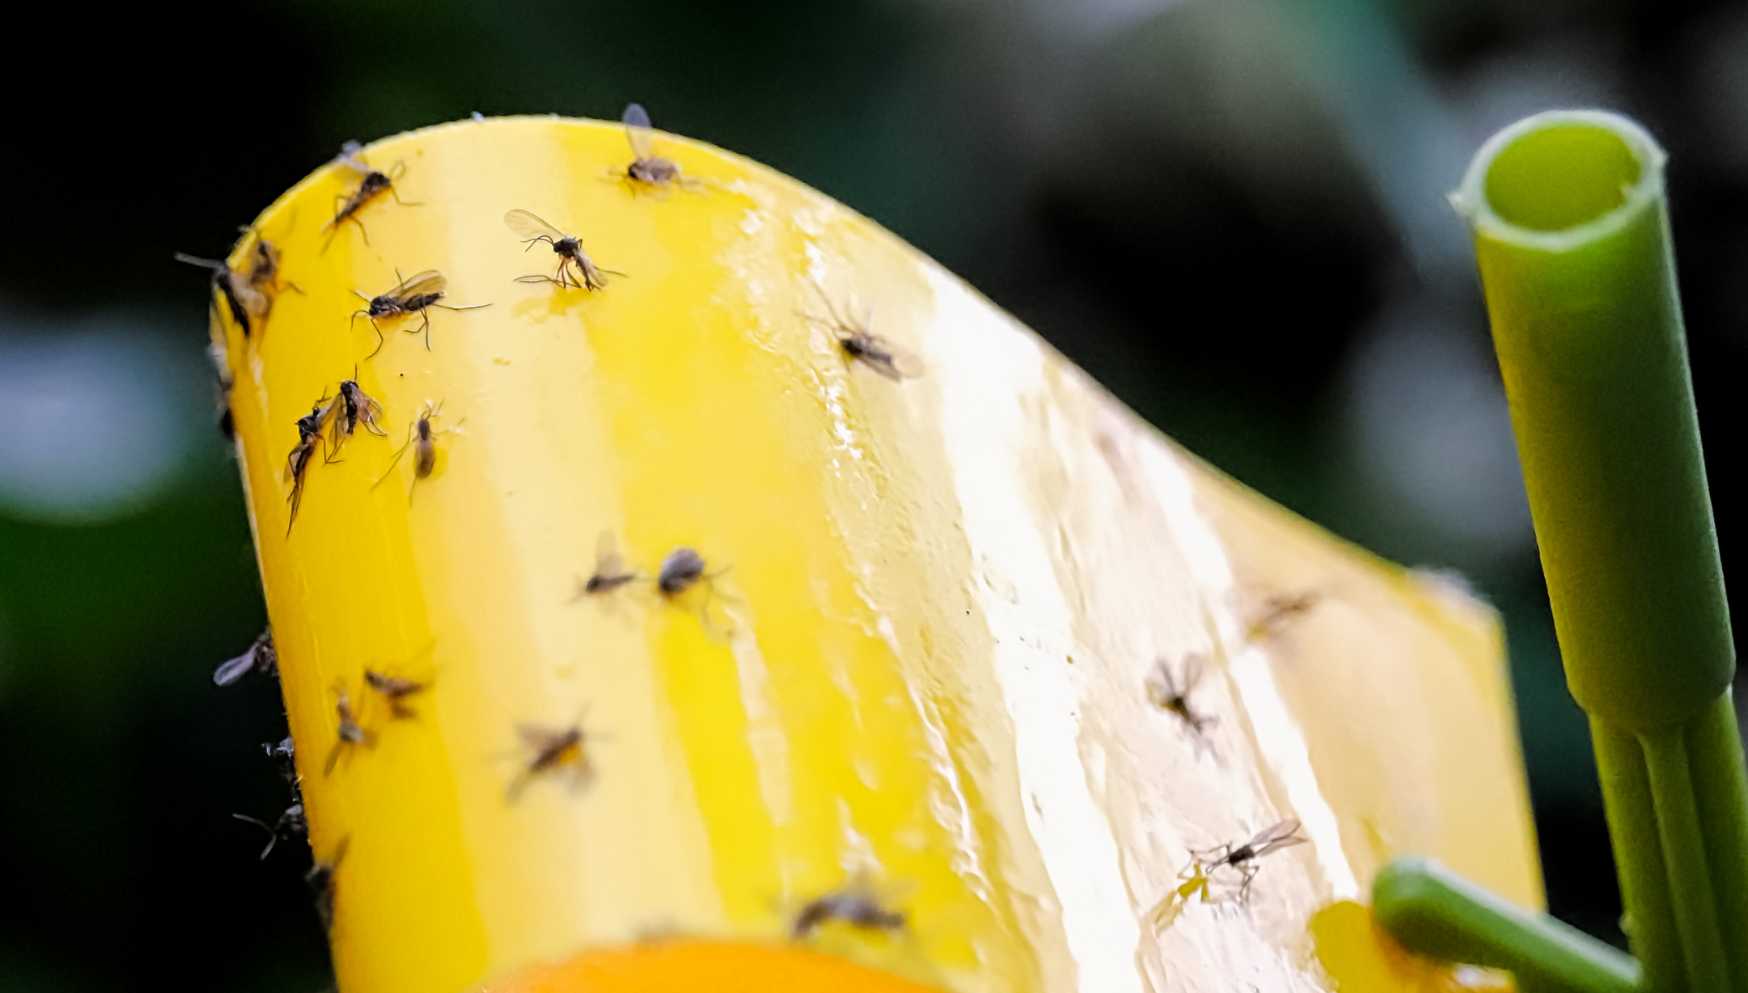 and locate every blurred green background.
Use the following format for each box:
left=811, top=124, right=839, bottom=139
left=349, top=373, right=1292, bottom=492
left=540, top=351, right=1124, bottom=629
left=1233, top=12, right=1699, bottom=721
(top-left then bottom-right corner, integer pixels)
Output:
left=1, top=0, right=1744, bottom=989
